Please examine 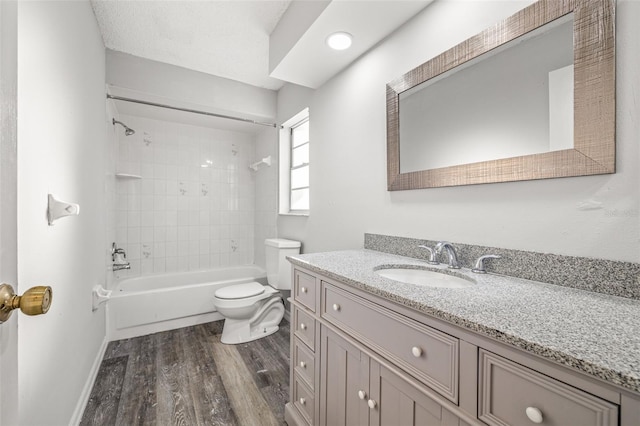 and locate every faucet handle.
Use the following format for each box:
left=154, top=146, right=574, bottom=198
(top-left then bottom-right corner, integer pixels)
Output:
left=472, top=255, right=501, bottom=274
left=434, top=241, right=450, bottom=252
left=111, top=242, right=127, bottom=261
left=418, top=245, right=439, bottom=265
